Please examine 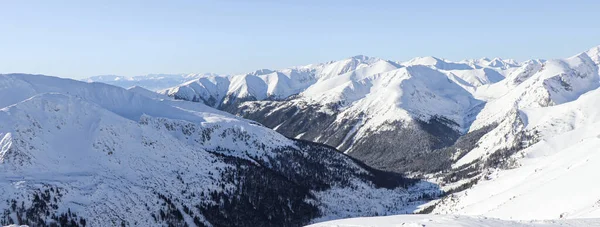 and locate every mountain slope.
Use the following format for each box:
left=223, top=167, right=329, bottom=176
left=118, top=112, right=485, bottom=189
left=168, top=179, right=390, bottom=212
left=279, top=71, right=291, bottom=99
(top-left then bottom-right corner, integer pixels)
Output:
left=0, top=74, right=437, bottom=227
left=161, top=56, right=400, bottom=109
